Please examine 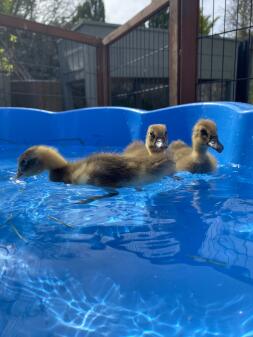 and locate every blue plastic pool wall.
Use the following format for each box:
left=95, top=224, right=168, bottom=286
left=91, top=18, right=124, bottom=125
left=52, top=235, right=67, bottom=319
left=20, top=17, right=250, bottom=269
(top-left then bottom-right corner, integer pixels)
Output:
left=1, top=102, right=253, bottom=166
